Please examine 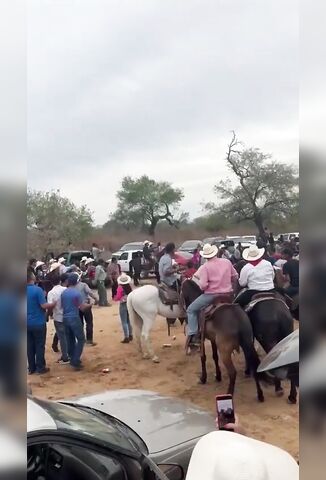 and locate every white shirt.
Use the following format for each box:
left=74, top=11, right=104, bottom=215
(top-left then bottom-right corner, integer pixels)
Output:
left=239, top=259, right=275, bottom=290
left=59, top=264, right=67, bottom=275
left=274, top=258, right=287, bottom=269
left=47, top=285, right=66, bottom=322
